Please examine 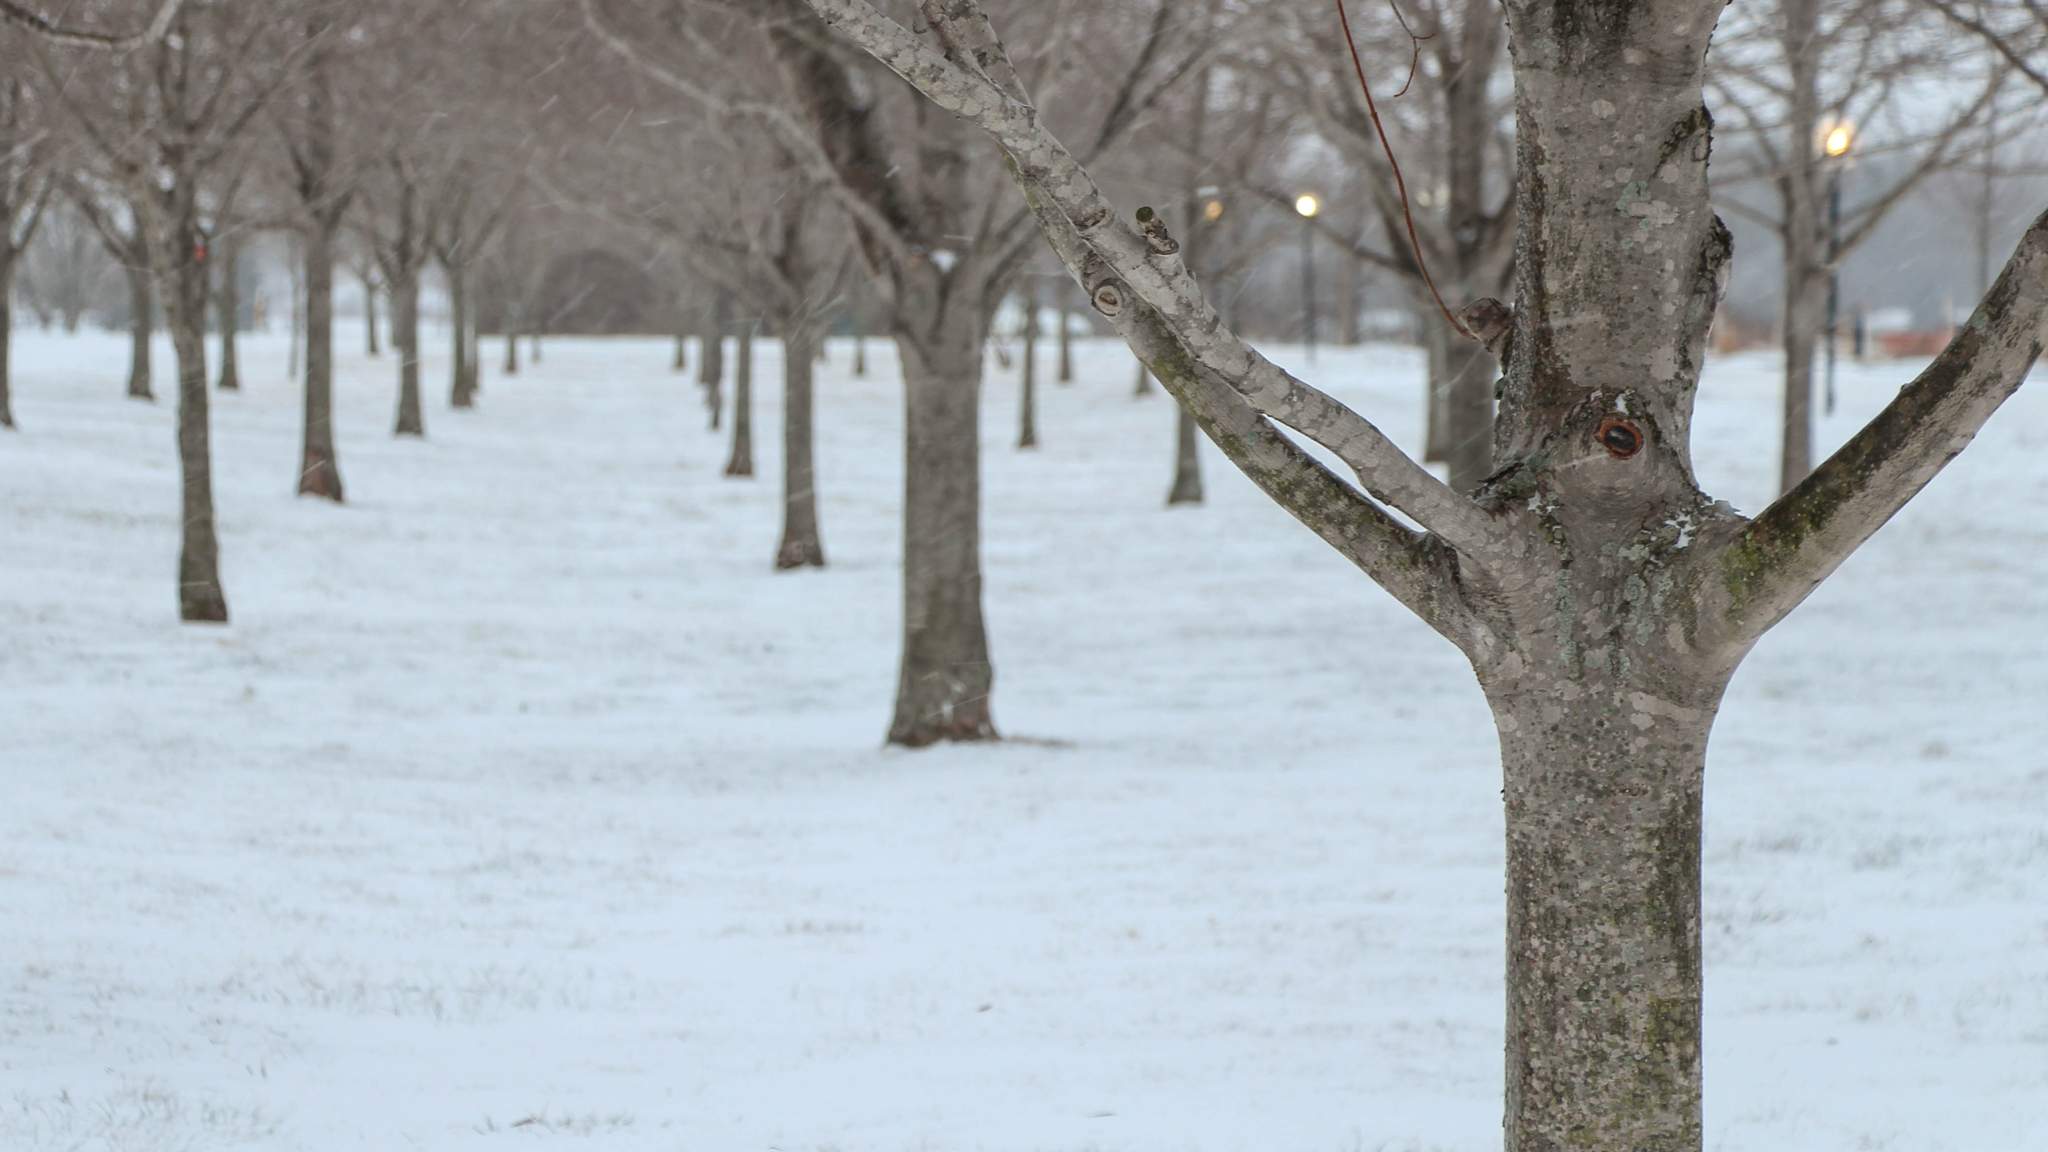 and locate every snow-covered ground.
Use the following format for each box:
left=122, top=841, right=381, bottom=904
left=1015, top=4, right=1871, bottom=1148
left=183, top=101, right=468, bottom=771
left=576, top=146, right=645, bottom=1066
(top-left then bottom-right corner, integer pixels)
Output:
left=1, top=323, right=2043, bottom=1151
